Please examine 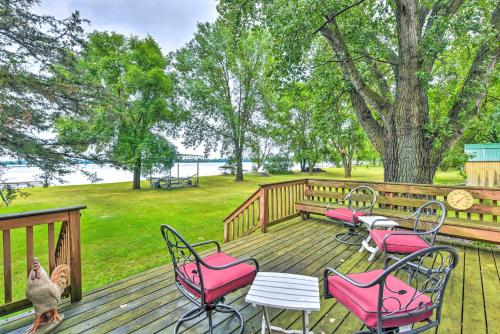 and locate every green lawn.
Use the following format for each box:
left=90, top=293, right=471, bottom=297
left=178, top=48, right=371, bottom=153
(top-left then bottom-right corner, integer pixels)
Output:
left=0, top=166, right=464, bottom=301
